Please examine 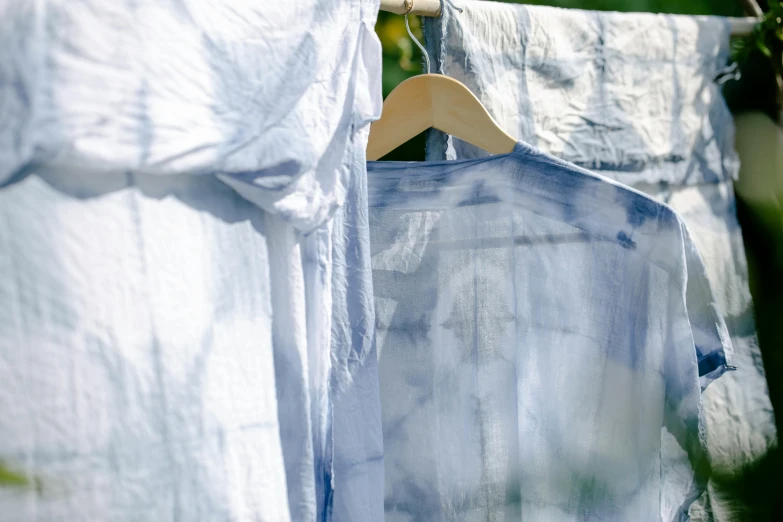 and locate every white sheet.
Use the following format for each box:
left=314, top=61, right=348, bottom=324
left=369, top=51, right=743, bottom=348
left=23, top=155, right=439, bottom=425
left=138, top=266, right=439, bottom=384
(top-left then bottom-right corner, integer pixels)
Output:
left=0, top=169, right=291, bottom=521
left=0, top=0, right=384, bottom=520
